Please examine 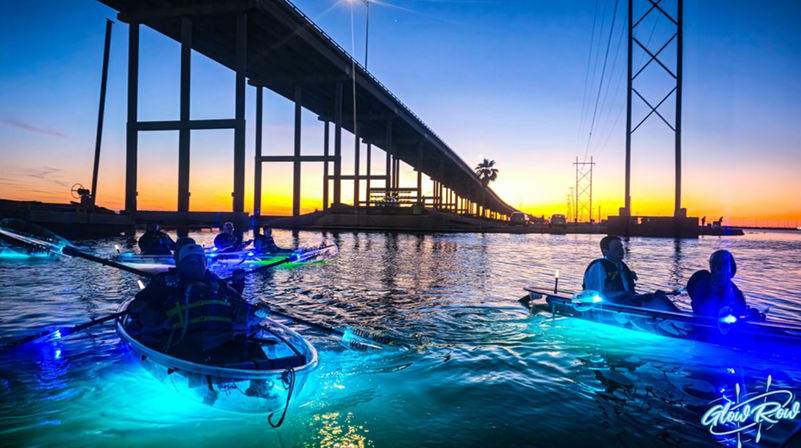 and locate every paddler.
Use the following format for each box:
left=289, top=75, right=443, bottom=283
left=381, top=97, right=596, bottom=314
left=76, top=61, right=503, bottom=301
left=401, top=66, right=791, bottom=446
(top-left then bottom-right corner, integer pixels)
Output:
left=213, top=221, right=243, bottom=252
left=137, top=222, right=175, bottom=255
left=686, top=250, right=764, bottom=320
left=583, top=235, right=679, bottom=311
left=253, top=226, right=288, bottom=255
left=127, top=240, right=267, bottom=368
